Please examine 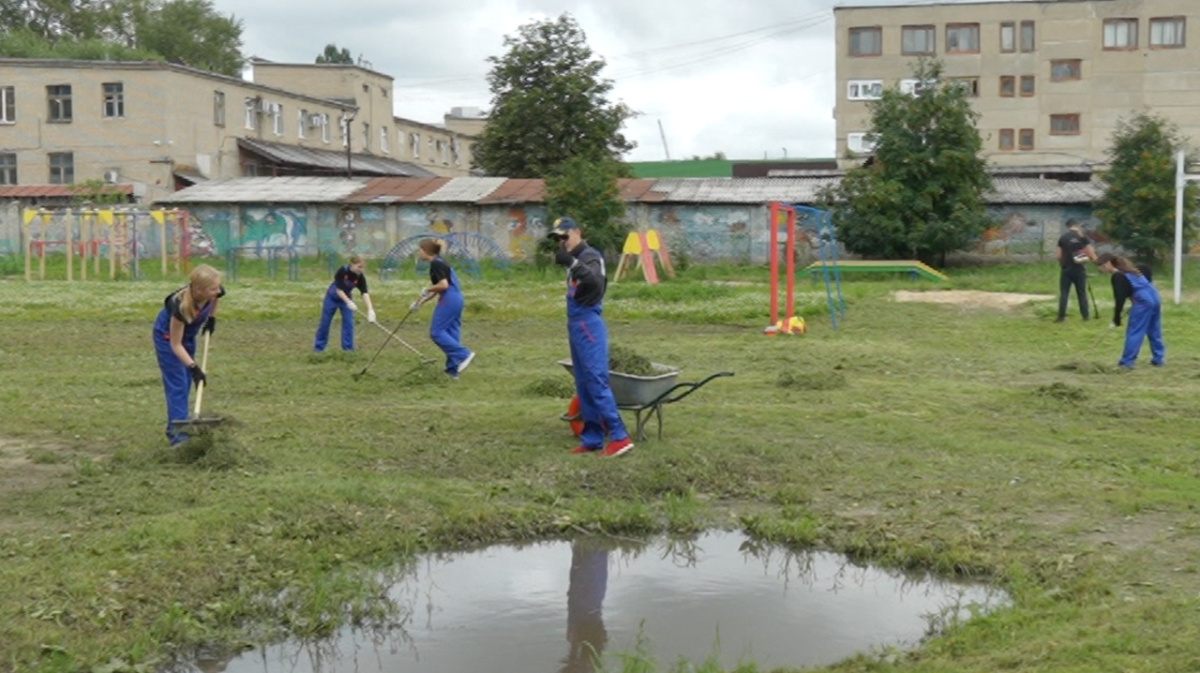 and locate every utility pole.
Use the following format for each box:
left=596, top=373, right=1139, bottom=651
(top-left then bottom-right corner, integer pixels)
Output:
left=657, top=119, right=671, bottom=161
